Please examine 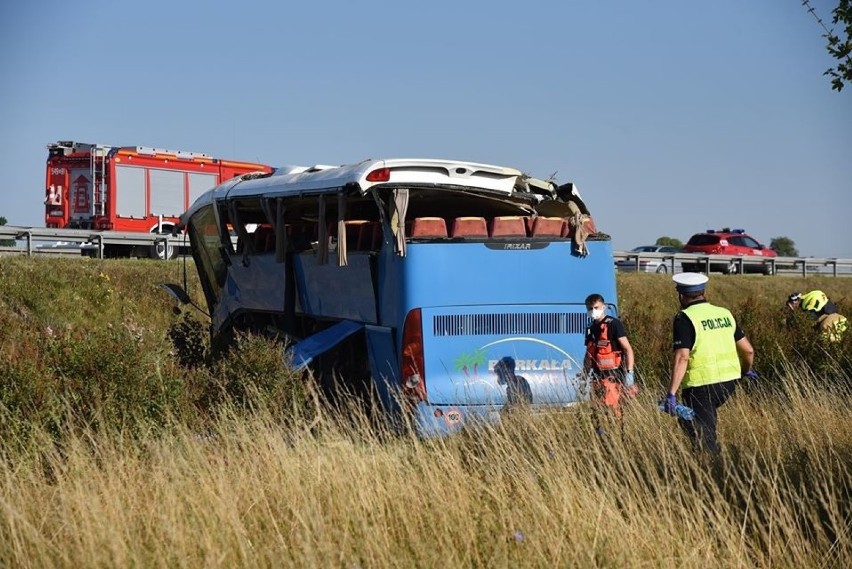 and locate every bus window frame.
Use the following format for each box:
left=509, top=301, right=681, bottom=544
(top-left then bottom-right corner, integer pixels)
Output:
left=187, top=204, right=228, bottom=309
